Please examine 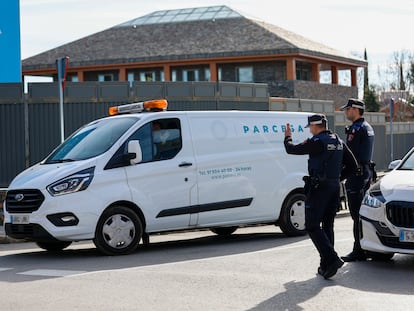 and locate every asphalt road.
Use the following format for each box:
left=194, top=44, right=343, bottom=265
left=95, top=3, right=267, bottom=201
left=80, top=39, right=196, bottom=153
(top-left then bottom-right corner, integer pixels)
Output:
left=1, top=216, right=414, bottom=311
